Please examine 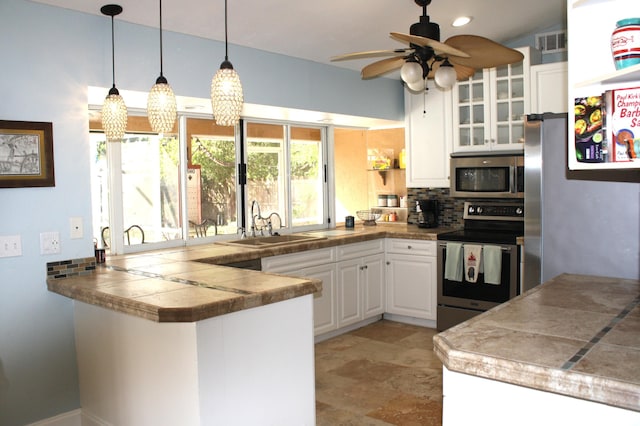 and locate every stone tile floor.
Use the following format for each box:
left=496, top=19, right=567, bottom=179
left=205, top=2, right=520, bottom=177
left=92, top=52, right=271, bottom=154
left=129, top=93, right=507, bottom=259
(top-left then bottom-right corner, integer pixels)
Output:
left=315, top=320, right=443, bottom=425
